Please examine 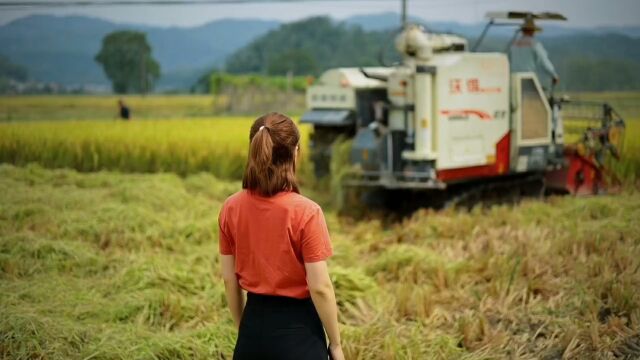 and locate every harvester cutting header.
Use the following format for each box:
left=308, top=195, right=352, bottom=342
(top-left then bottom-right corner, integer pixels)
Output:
left=301, top=9, right=625, bottom=207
